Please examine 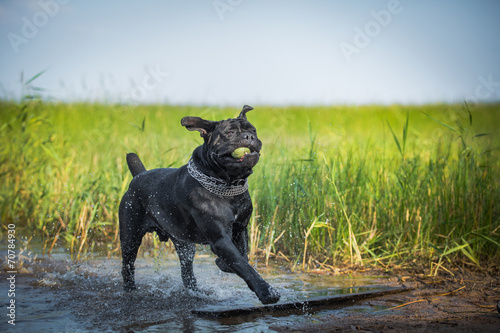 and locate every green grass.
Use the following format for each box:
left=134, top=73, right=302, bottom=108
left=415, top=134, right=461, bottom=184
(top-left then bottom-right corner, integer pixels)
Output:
left=1, top=96, right=499, bottom=273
